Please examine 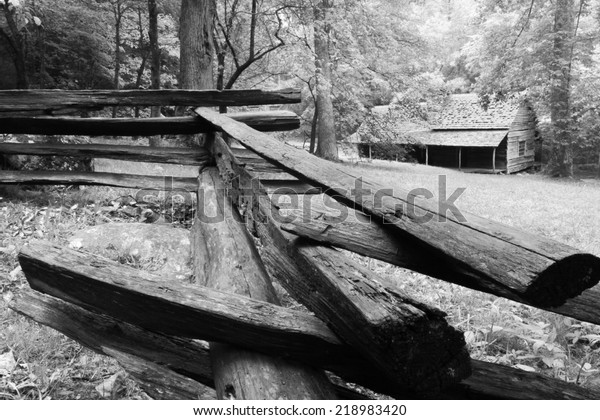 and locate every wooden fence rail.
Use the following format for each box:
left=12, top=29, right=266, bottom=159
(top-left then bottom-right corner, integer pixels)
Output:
left=195, top=108, right=600, bottom=309
left=0, top=89, right=300, bottom=115
left=0, top=111, right=300, bottom=136
left=3, top=89, right=600, bottom=401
